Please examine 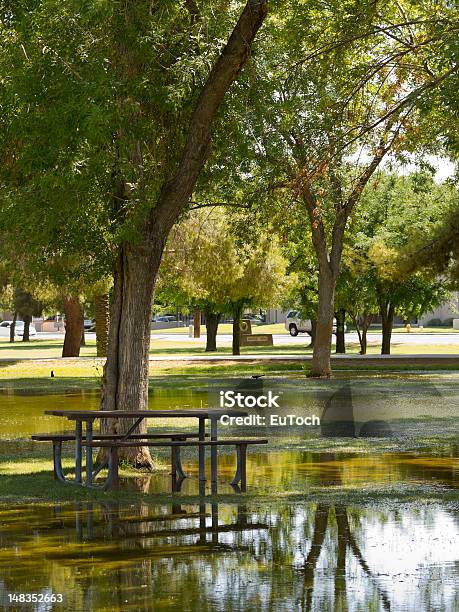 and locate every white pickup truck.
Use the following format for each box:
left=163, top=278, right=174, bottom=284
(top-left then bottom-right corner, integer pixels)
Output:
left=285, top=311, right=345, bottom=336
left=285, top=310, right=312, bottom=336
